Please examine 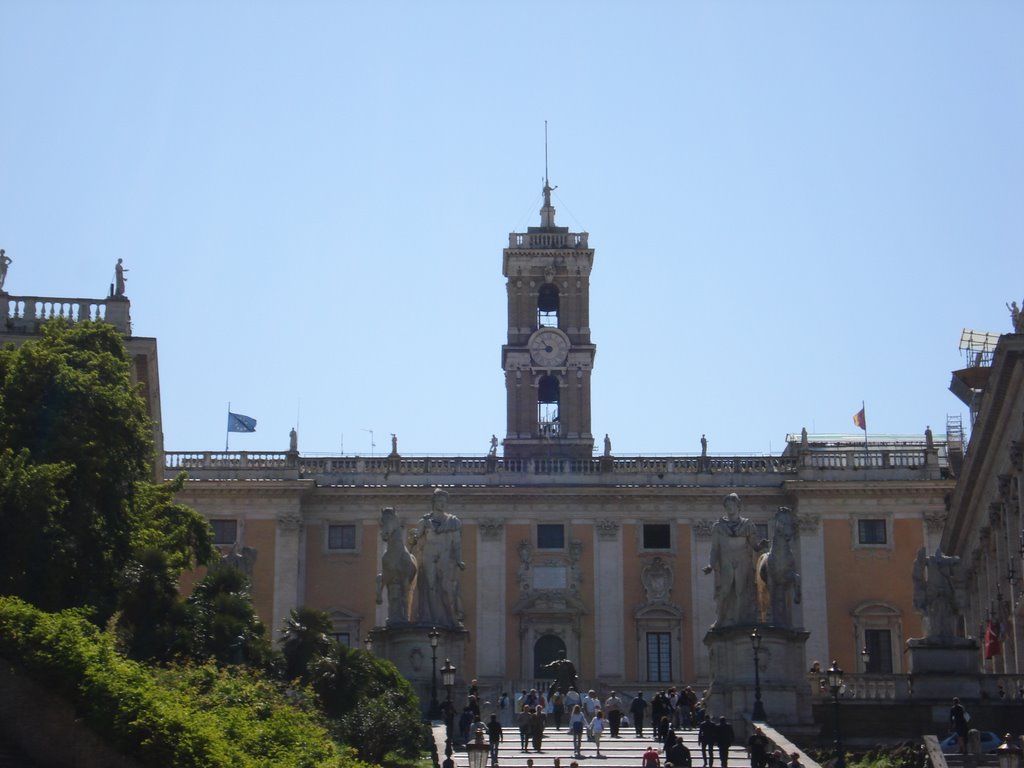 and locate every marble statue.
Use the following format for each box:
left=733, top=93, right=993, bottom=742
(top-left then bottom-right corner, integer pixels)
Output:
left=220, top=542, right=257, bottom=578
left=289, top=427, right=298, bottom=452
left=391, top=433, right=398, bottom=455
left=703, top=493, right=767, bottom=628
left=0, top=249, right=10, bottom=292
left=114, top=258, right=128, bottom=296
left=755, top=506, right=802, bottom=627
left=376, top=507, right=417, bottom=624
left=409, top=488, right=465, bottom=627
left=604, top=434, right=612, bottom=456
left=701, top=434, right=708, bottom=456
left=1008, top=300, right=1023, bottom=333
left=913, top=546, right=962, bottom=642
left=489, top=434, right=498, bottom=456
